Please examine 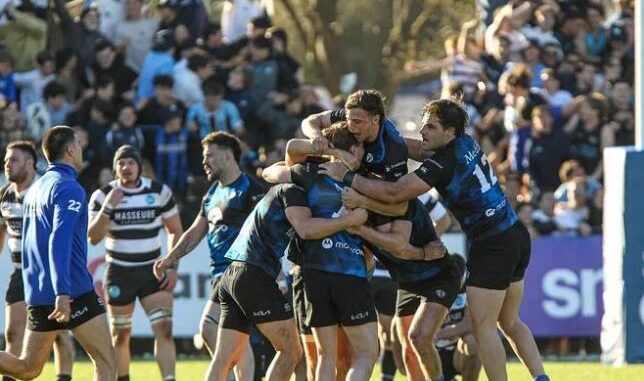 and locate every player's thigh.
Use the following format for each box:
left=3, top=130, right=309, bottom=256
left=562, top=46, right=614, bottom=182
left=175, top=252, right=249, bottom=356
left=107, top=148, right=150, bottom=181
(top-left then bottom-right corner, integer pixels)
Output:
left=378, top=313, right=394, bottom=344
left=213, top=328, right=251, bottom=364
left=140, top=289, right=173, bottom=312
left=411, top=301, right=449, bottom=339
left=21, top=329, right=58, bottom=366
left=72, top=314, right=114, bottom=363
left=5, top=301, right=27, bottom=337
left=342, top=321, right=379, bottom=355
left=202, top=300, right=221, bottom=324
left=107, top=303, right=136, bottom=335
left=257, top=317, right=301, bottom=352
left=311, top=324, right=338, bottom=357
